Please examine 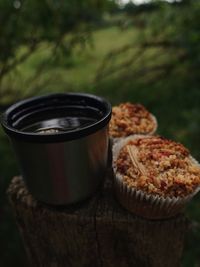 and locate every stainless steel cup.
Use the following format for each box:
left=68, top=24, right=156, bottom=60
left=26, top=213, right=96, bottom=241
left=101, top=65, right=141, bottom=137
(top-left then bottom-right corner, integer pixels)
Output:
left=1, top=93, right=111, bottom=205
